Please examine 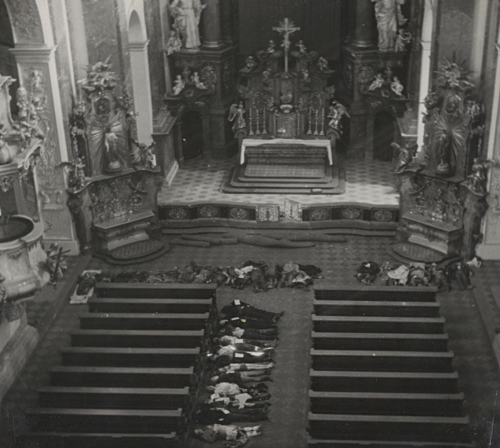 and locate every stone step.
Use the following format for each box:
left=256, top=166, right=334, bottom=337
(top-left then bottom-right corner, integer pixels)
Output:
left=71, top=330, right=205, bottom=348
left=18, top=432, right=180, bottom=448
left=308, top=413, right=472, bottom=443
left=309, top=370, right=459, bottom=394
left=49, top=366, right=195, bottom=389
left=95, top=283, right=216, bottom=299
left=79, top=312, right=209, bottom=331
left=37, top=386, right=190, bottom=410
left=307, top=437, right=476, bottom=448
left=61, top=347, right=200, bottom=368
left=312, top=332, right=449, bottom=352
left=309, top=390, right=464, bottom=416
left=312, top=315, right=446, bottom=334
left=313, top=300, right=441, bottom=318
left=25, top=408, right=183, bottom=434
left=311, top=349, right=454, bottom=373
left=314, top=287, right=438, bottom=302
left=88, top=298, right=213, bottom=314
